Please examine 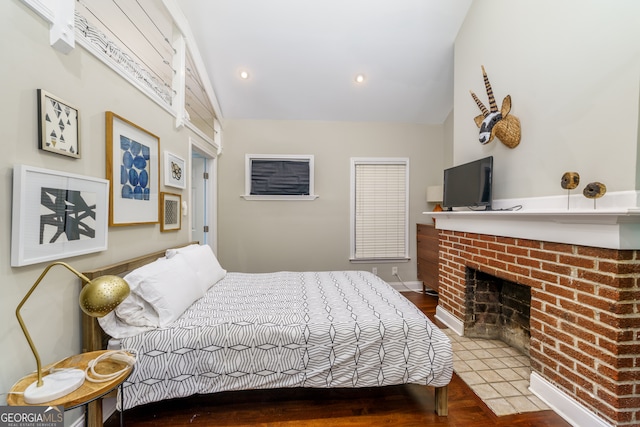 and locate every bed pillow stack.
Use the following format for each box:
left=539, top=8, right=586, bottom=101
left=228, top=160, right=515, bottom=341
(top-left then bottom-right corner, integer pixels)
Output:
left=98, top=244, right=226, bottom=338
